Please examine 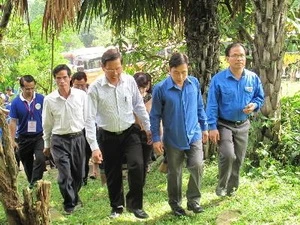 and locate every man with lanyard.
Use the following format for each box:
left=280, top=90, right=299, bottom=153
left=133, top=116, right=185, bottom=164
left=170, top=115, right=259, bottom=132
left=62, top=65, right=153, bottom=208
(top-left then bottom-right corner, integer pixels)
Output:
left=9, top=75, right=45, bottom=188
